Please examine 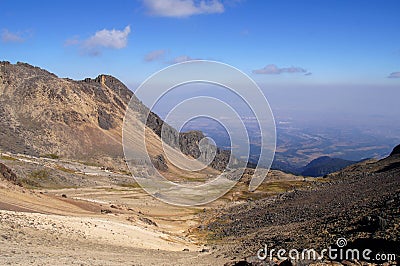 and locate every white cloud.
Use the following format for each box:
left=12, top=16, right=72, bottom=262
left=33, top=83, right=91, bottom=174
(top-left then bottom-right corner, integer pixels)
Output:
left=388, top=71, right=400, bottom=78
left=143, top=0, right=224, bottom=18
left=84, top=25, right=131, bottom=50
left=253, top=64, right=308, bottom=75
left=144, top=49, right=166, bottom=62
left=1, top=29, right=25, bottom=43
left=66, top=26, right=131, bottom=56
